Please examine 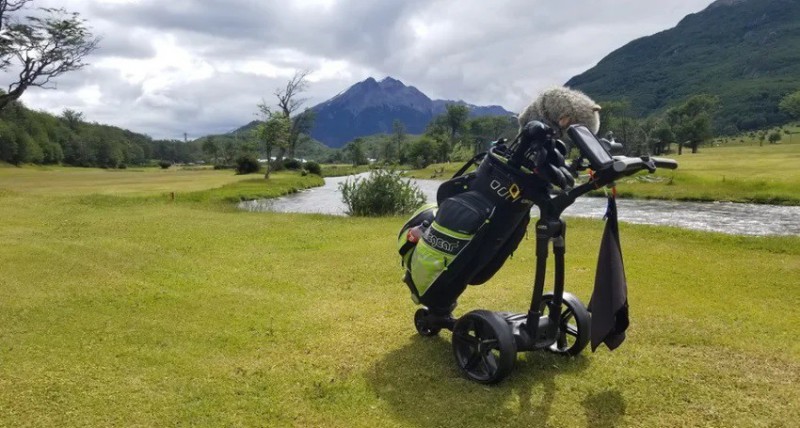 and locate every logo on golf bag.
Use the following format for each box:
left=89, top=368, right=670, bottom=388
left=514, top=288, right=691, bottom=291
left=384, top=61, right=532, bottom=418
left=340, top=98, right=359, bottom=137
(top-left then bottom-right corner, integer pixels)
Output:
left=423, top=227, right=469, bottom=255
left=491, top=180, right=522, bottom=201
